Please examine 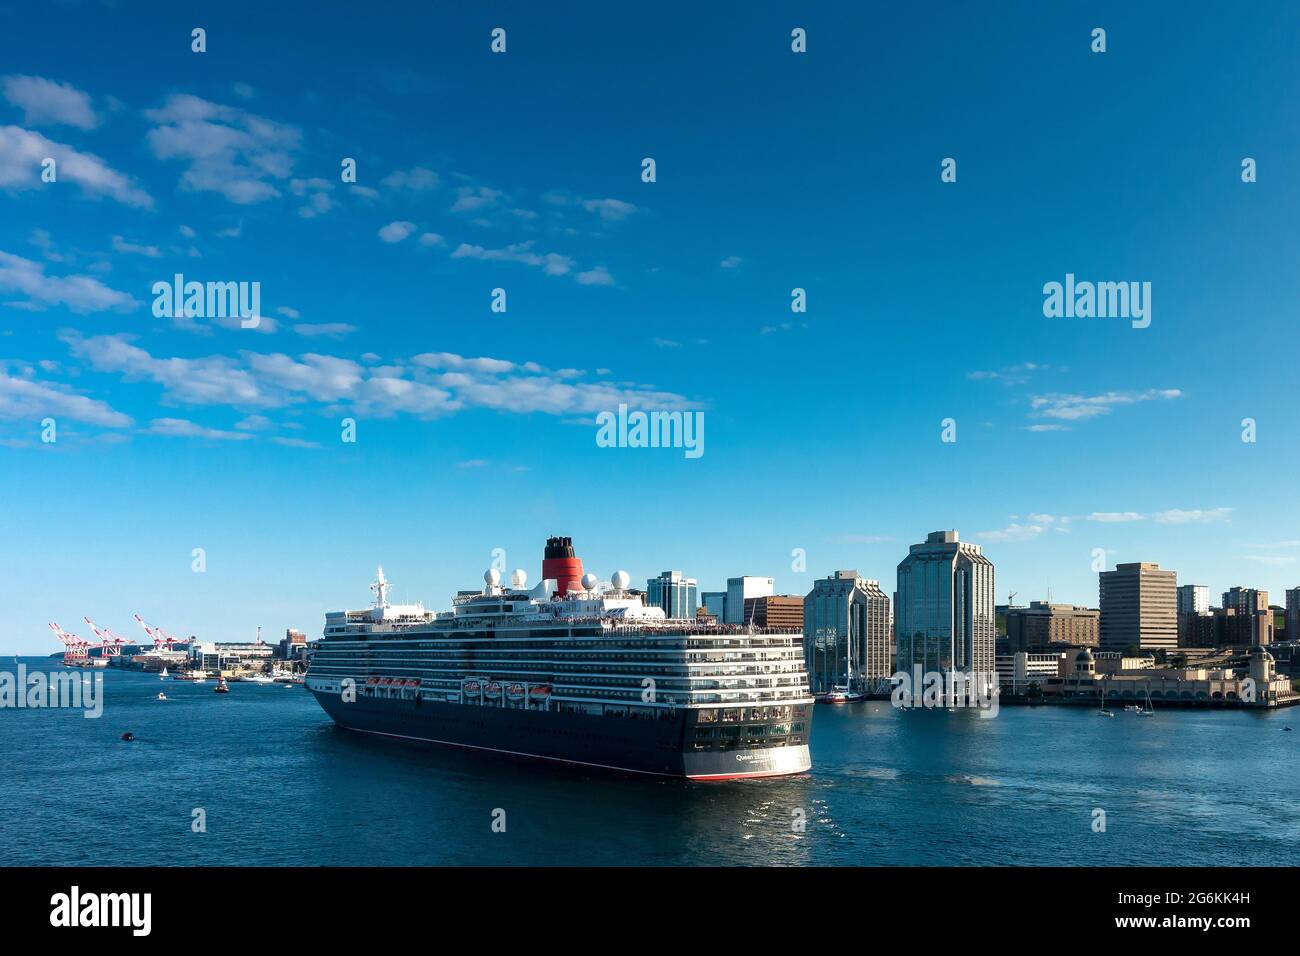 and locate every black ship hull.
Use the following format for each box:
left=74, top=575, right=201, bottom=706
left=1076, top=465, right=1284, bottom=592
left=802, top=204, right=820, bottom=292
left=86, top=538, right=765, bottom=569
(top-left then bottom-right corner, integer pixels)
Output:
left=311, top=690, right=811, bottom=780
